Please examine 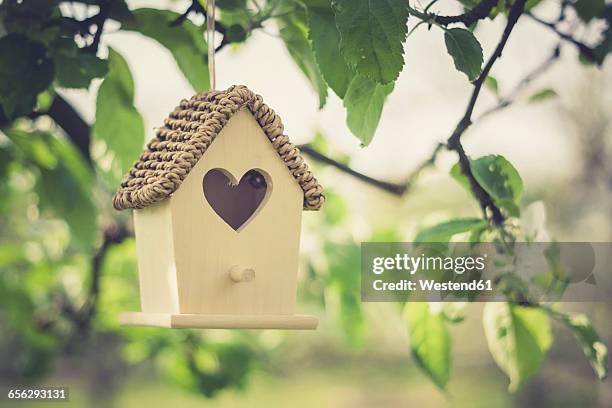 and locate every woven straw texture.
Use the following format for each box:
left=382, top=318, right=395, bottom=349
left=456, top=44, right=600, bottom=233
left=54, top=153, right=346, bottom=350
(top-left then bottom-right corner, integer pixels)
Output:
left=113, top=85, right=324, bottom=211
